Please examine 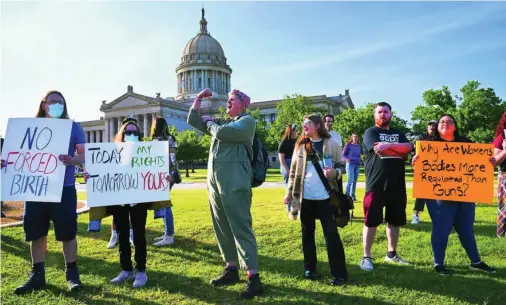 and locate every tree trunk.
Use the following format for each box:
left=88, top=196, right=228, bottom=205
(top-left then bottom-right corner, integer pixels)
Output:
left=191, top=161, right=195, bottom=173
left=184, top=163, right=190, bottom=177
